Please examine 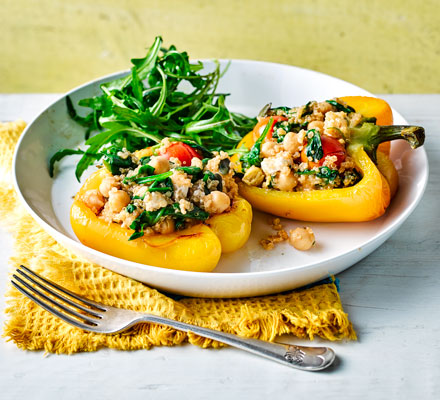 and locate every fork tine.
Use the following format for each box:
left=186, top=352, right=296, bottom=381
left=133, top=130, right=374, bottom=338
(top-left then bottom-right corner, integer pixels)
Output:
left=12, top=274, right=99, bottom=327
left=15, top=268, right=103, bottom=318
left=18, top=265, right=106, bottom=311
left=11, top=280, right=95, bottom=331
